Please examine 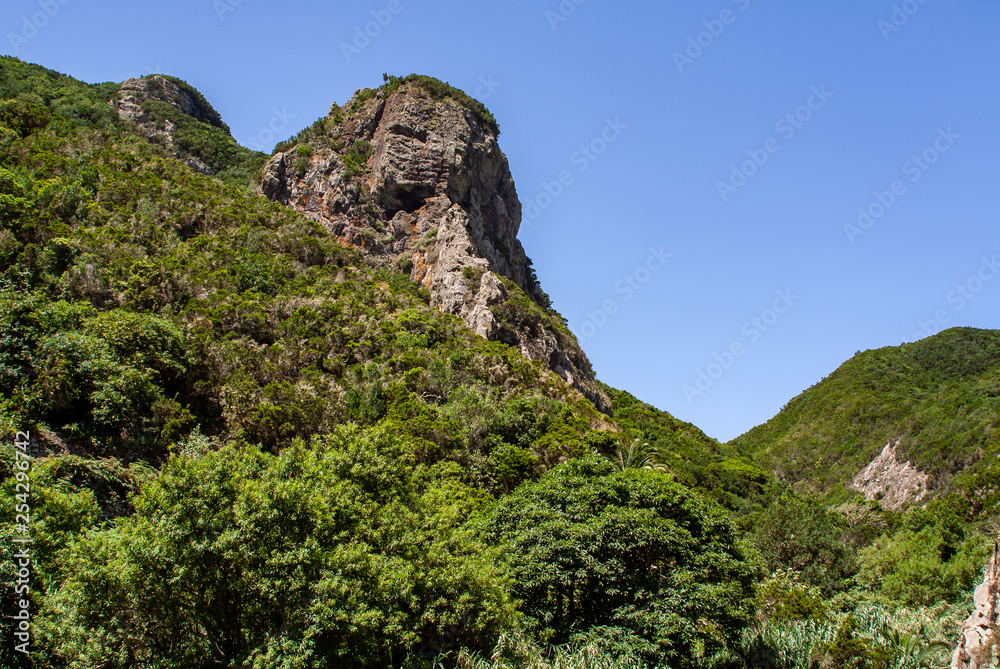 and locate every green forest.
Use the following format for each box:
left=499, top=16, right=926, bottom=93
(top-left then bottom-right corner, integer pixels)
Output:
left=1, top=56, right=998, bottom=668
